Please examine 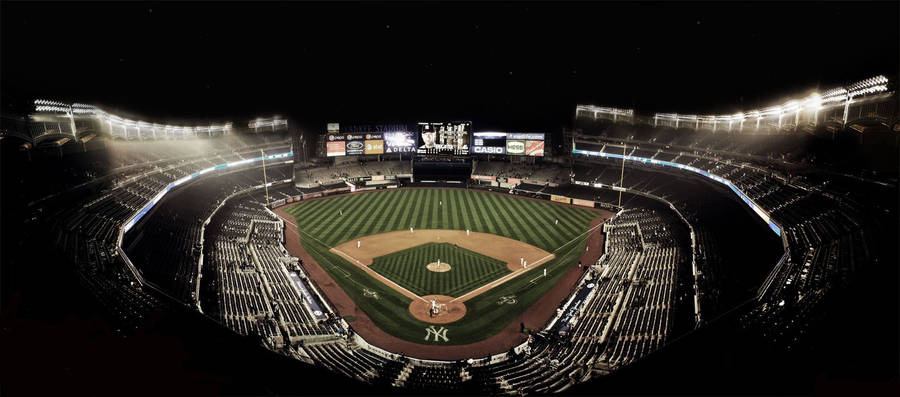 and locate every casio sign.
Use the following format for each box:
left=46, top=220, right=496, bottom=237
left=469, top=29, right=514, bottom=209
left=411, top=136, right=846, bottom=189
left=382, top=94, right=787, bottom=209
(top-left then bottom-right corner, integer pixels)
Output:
left=474, top=146, right=505, bottom=154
